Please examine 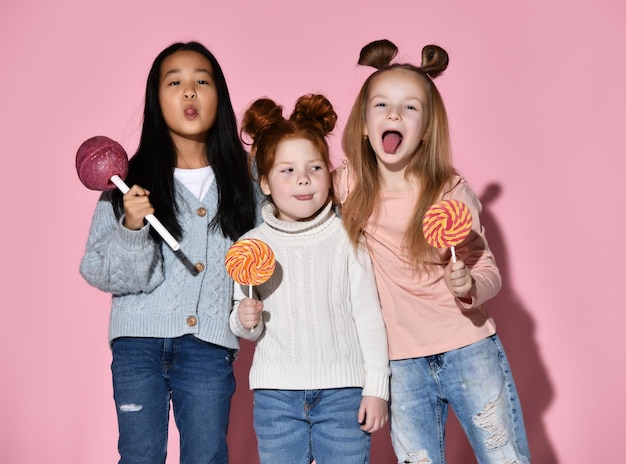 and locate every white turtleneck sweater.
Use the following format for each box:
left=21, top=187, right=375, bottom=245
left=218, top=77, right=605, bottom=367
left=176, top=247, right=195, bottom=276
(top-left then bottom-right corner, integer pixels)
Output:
left=229, top=201, right=390, bottom=400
